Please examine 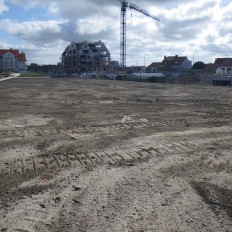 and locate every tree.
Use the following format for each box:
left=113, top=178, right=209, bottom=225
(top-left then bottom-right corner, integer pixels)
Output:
left=28, top=63, right=41, bottom=72
left=192, top=61, right=205, bottom=70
